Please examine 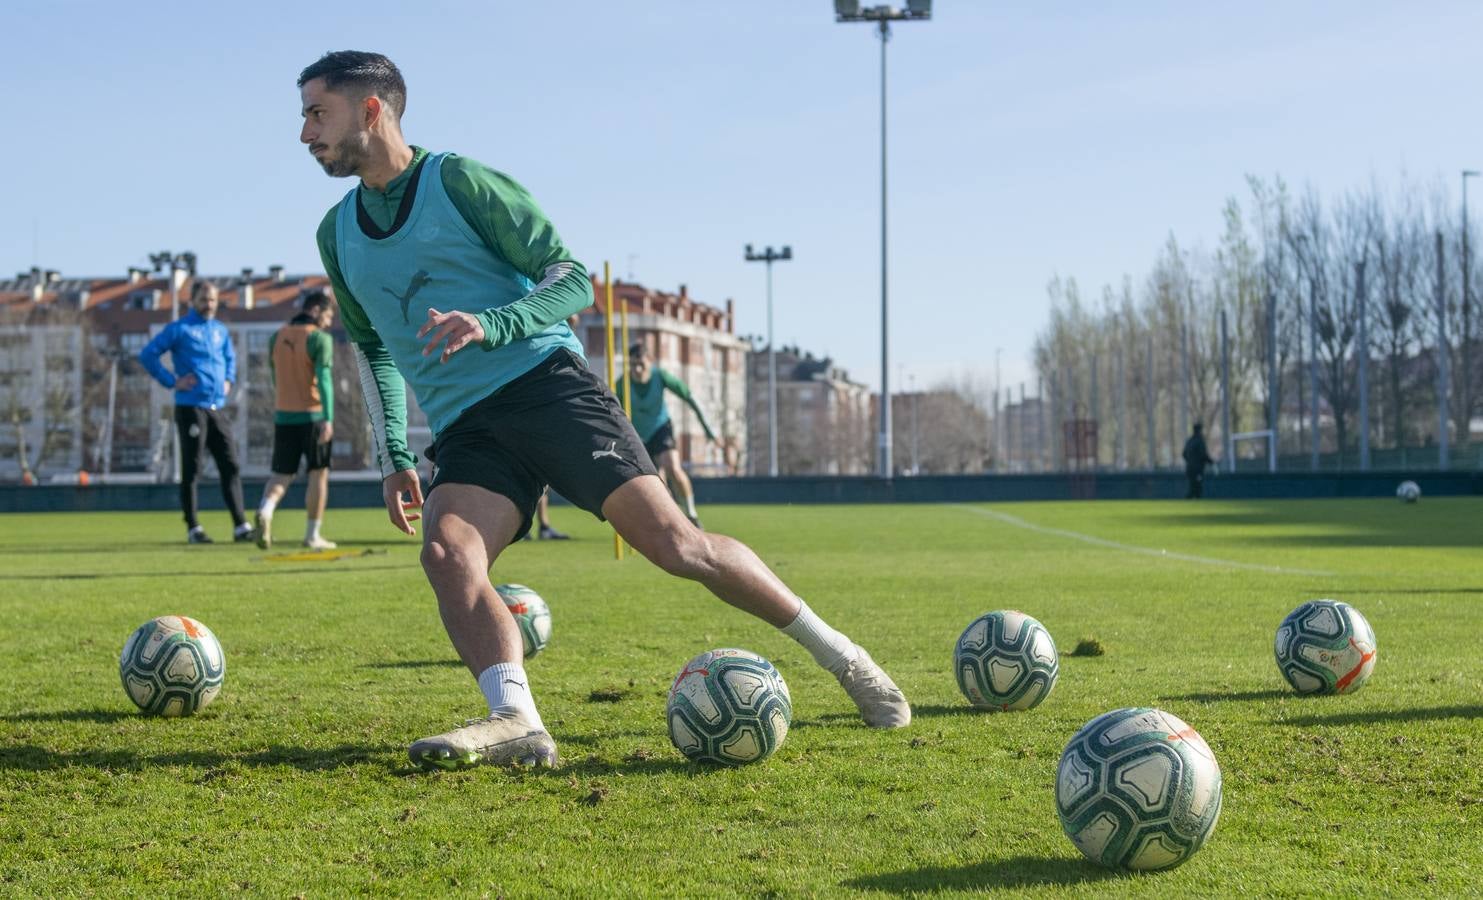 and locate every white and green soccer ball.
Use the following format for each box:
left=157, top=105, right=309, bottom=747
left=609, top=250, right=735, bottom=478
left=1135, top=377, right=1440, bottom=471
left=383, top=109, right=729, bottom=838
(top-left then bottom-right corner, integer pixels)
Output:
left=496, top=584, right=551, bottom=659
left=666, top=648, right=791, bottom=766
left=954, top=610, right=1058, bottom=711
left=1396, top=480, right=1421, bottom=503
left=1275, top=599, right=1377, bottom=695
left=119, top=615, right=225, bottom=716
left=1056, top=707, right=1222, bottom=871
